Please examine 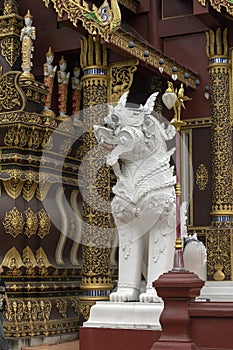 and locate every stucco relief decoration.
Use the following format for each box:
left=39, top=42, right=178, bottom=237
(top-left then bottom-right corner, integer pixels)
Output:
left=196, top=163, right=209, bottom=191
left=3, top=206, right=24, bottom=238
left=198, top=0, right=233, bottom=16
left=42, top=0, right=121, bottom=41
